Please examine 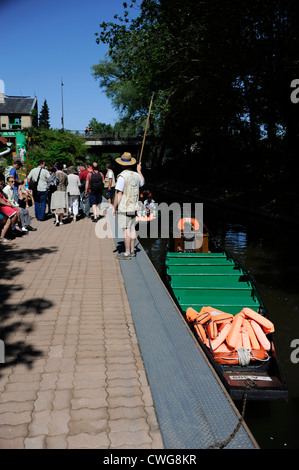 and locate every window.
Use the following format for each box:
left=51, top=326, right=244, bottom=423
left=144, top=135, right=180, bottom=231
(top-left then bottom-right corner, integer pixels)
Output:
left=9, top=116, right=21, bottom=130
